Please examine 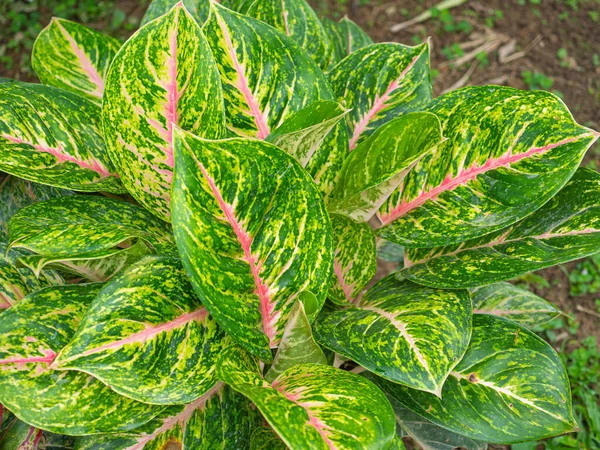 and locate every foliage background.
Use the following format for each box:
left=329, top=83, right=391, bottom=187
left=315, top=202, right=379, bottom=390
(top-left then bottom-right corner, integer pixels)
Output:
left=1, top=0, right=599, bottom=448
